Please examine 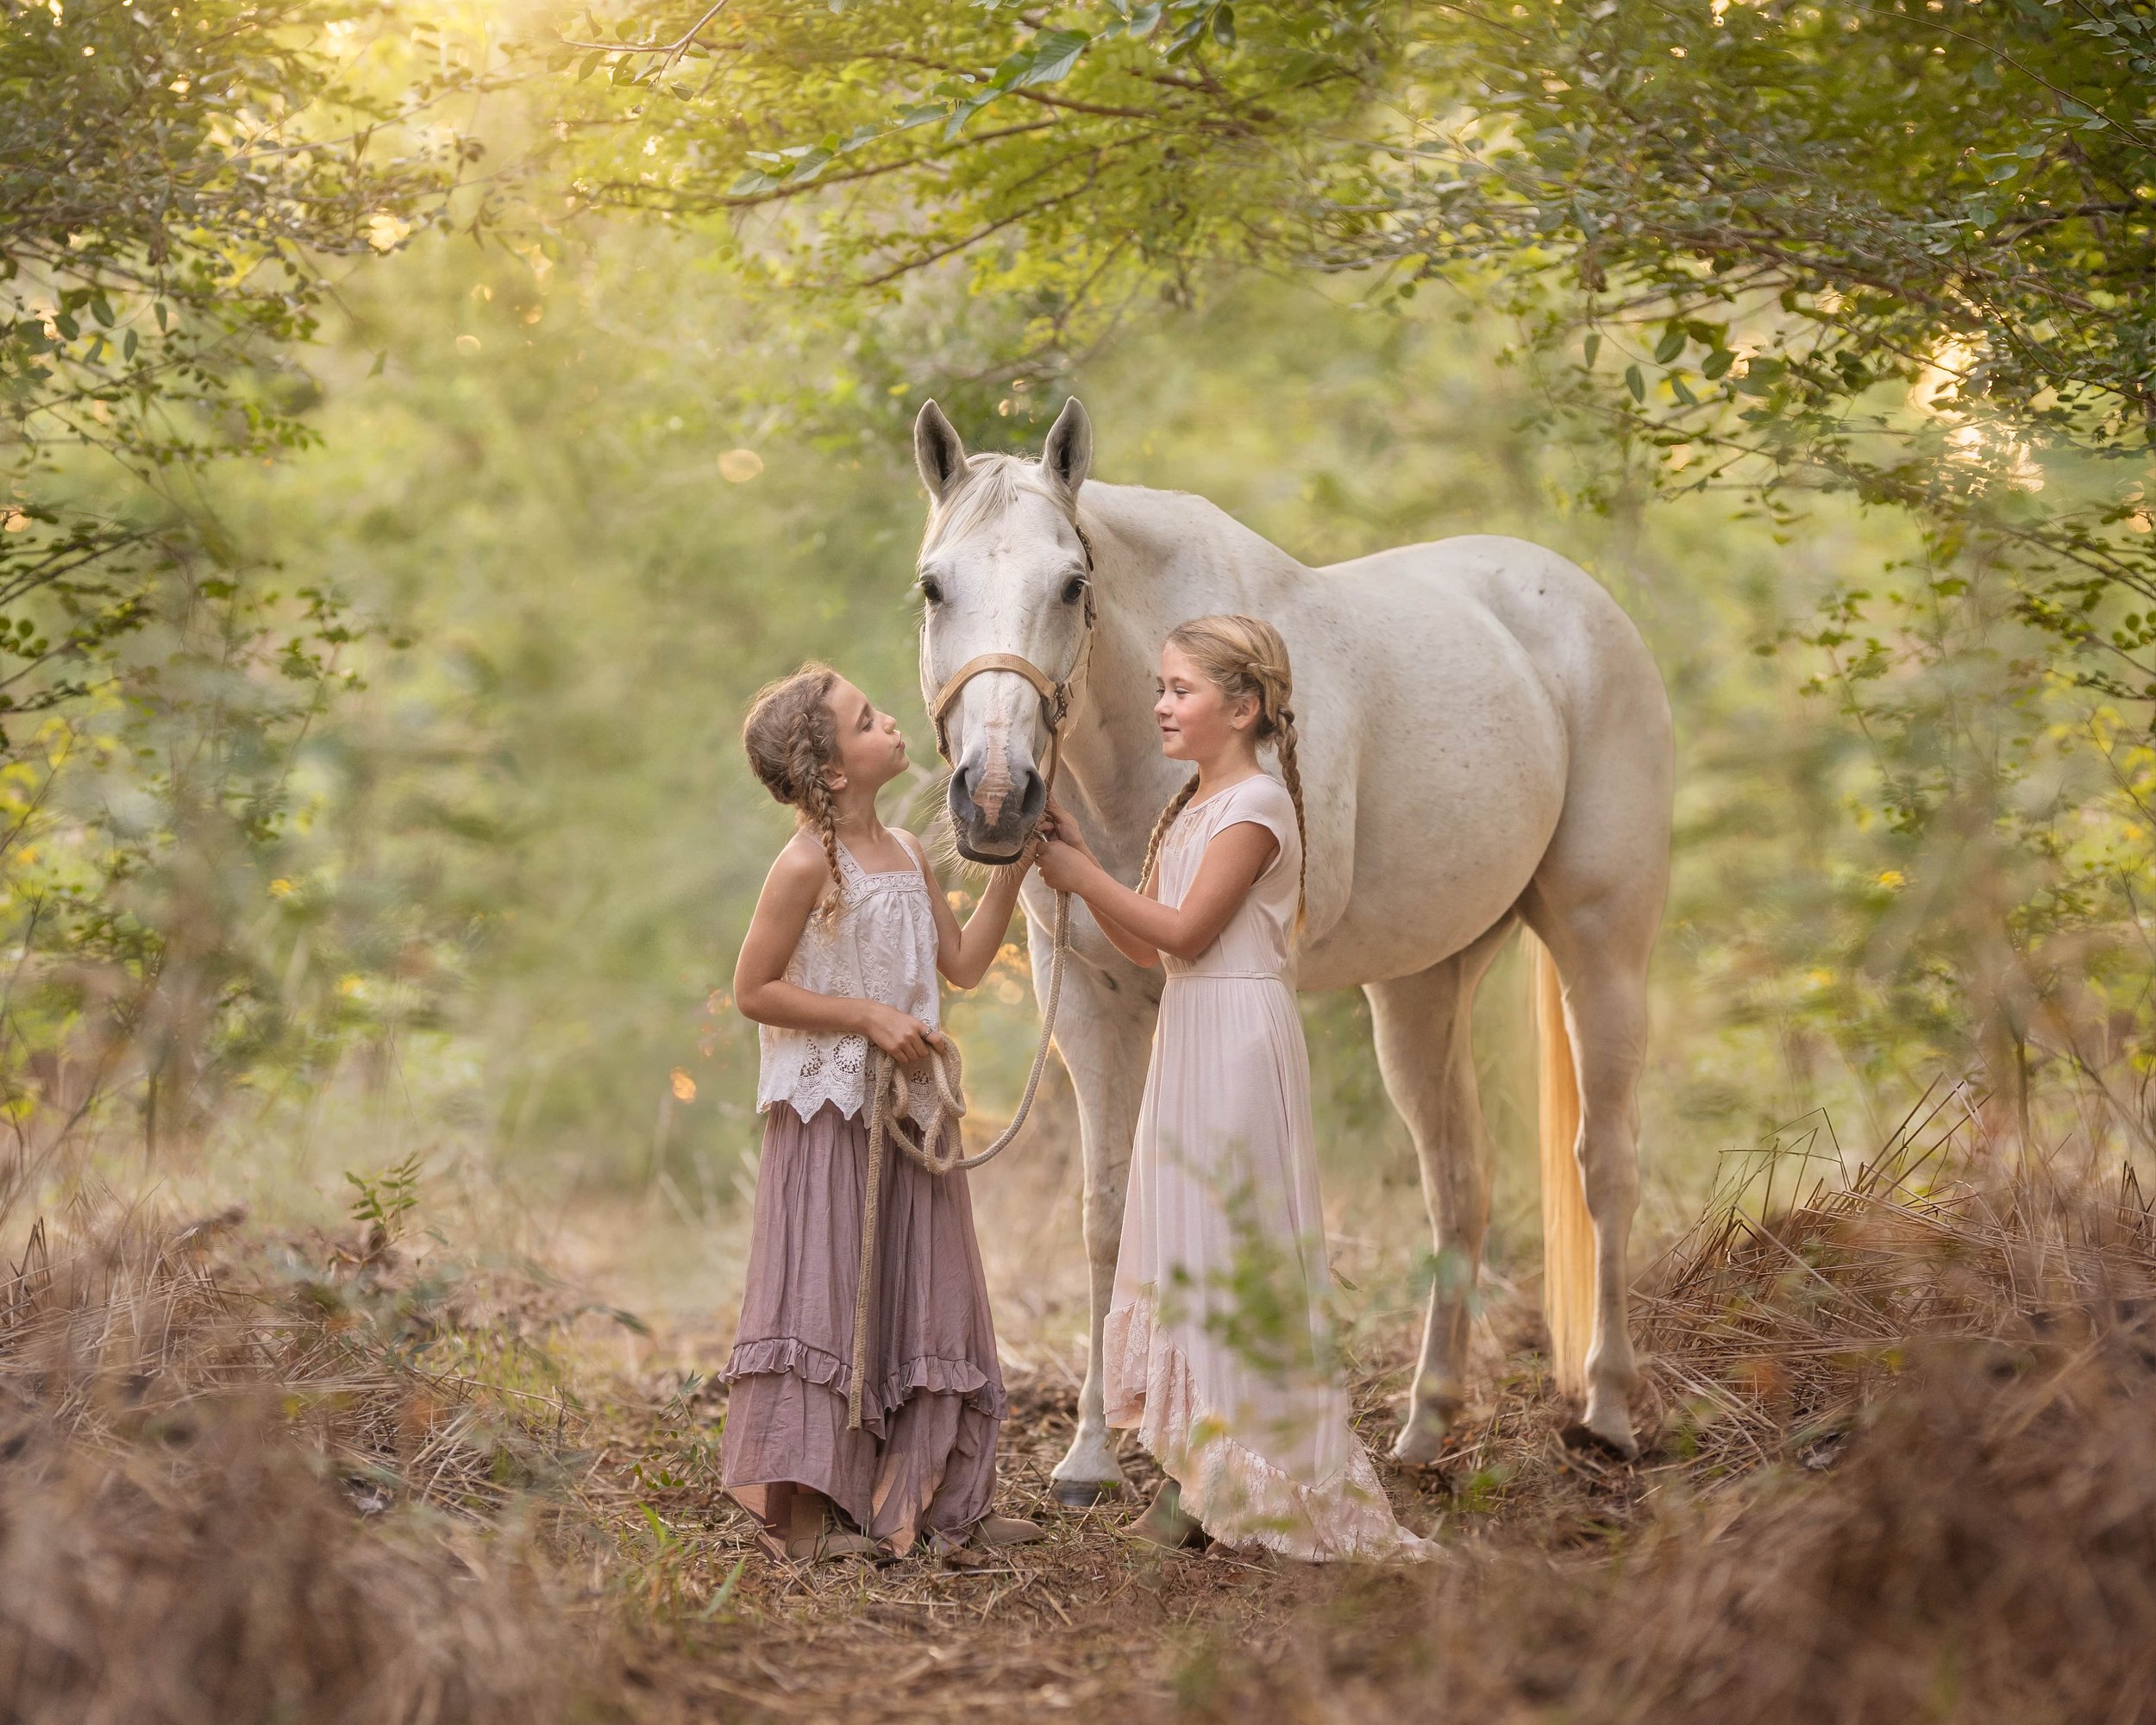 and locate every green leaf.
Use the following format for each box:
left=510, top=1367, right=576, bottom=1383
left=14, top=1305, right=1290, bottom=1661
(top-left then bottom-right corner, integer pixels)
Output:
left=1016, top=29, right=1089, bottom=87
left=1701, top=348, right=1733, bottom=380
left=943, top=93, right=996, bottom=140
left=1583, top=331, right=1601, bottom=367
left=699, top=1553, right=750, bottom=1621
left=1624, top=363, right=1645, bottom=401
left=1653, top=328, right=1685, bottom=364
